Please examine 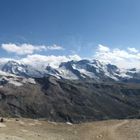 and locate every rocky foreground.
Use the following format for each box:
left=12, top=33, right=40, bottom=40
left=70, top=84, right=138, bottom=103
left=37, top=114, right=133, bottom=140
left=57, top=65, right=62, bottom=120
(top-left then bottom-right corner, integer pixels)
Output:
left=0, top=118, right=139, bottom=140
